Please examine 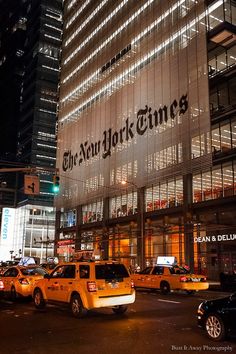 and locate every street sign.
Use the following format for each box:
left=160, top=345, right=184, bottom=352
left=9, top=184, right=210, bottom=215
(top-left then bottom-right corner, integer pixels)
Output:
left=24, top=175, right=40, bottom=195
